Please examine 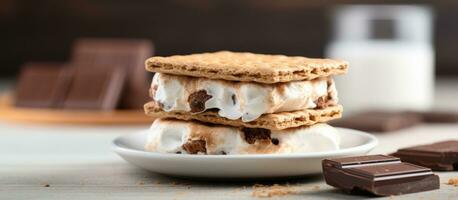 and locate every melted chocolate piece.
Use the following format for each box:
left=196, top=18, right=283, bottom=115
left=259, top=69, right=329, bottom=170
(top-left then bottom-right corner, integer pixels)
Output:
left=323, top=155, right=439, bottom=196
left=314, top=96, right=328, bottom=109
left=271, top=138, right=280, bottom=145
left=188, top=90, right=212, bottom=113
left=182, top=140, right=206, bottom=154
left=242, top=128, right=271, bottom=144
